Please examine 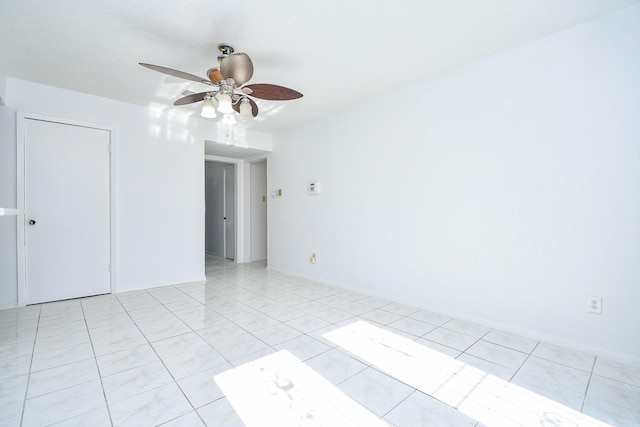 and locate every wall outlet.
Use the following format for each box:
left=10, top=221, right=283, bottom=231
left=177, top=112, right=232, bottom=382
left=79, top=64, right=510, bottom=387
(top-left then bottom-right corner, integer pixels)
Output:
left=587, top=296, right=602, bottom=315
left=308, top=181, right=320, bottom=195
left=310, top=253, right=317, bottom=264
